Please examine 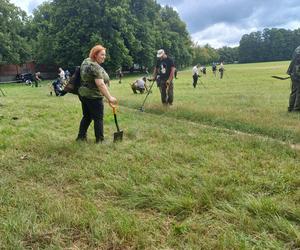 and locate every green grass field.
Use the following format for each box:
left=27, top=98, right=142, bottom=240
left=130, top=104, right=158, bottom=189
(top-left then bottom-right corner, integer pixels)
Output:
left=0, top=61, right=299, bottom=249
